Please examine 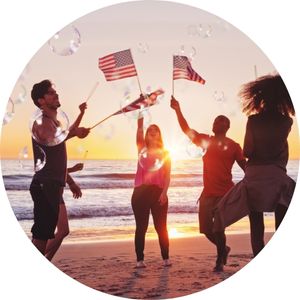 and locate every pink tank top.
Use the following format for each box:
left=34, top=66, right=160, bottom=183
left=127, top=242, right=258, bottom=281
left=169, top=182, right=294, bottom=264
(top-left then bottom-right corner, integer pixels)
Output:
left=134, top=149, right=169, bottom=188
